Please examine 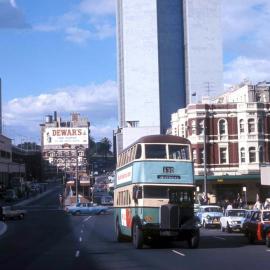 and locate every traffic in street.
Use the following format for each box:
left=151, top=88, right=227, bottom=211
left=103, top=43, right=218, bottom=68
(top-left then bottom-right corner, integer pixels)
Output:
left=0, top=188, right=270, bottom=270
